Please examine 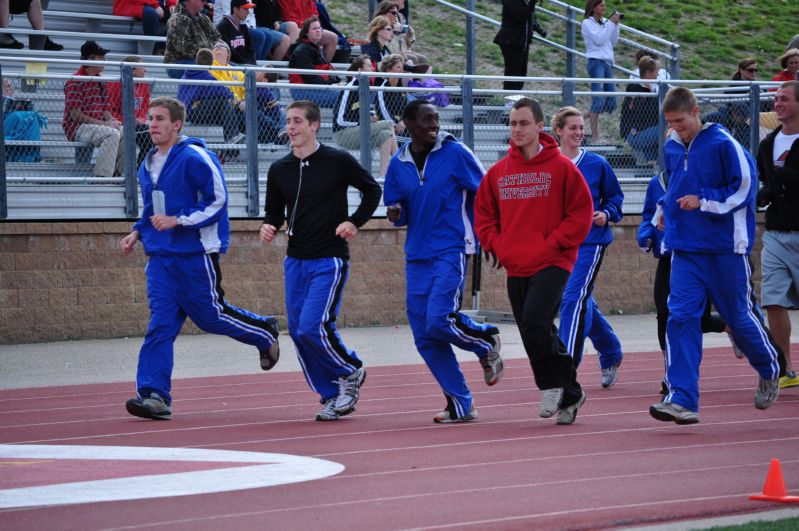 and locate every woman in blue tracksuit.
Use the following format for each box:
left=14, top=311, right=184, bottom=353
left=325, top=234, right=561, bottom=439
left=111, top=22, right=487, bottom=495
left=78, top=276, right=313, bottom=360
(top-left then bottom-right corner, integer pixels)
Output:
left=121, top=98, right=280, bottom=420
left=638, top=171, right=731, bottom=395
left=383, top=100, right=502, bottom=423
left=552, top=106, right=624, bottom=388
